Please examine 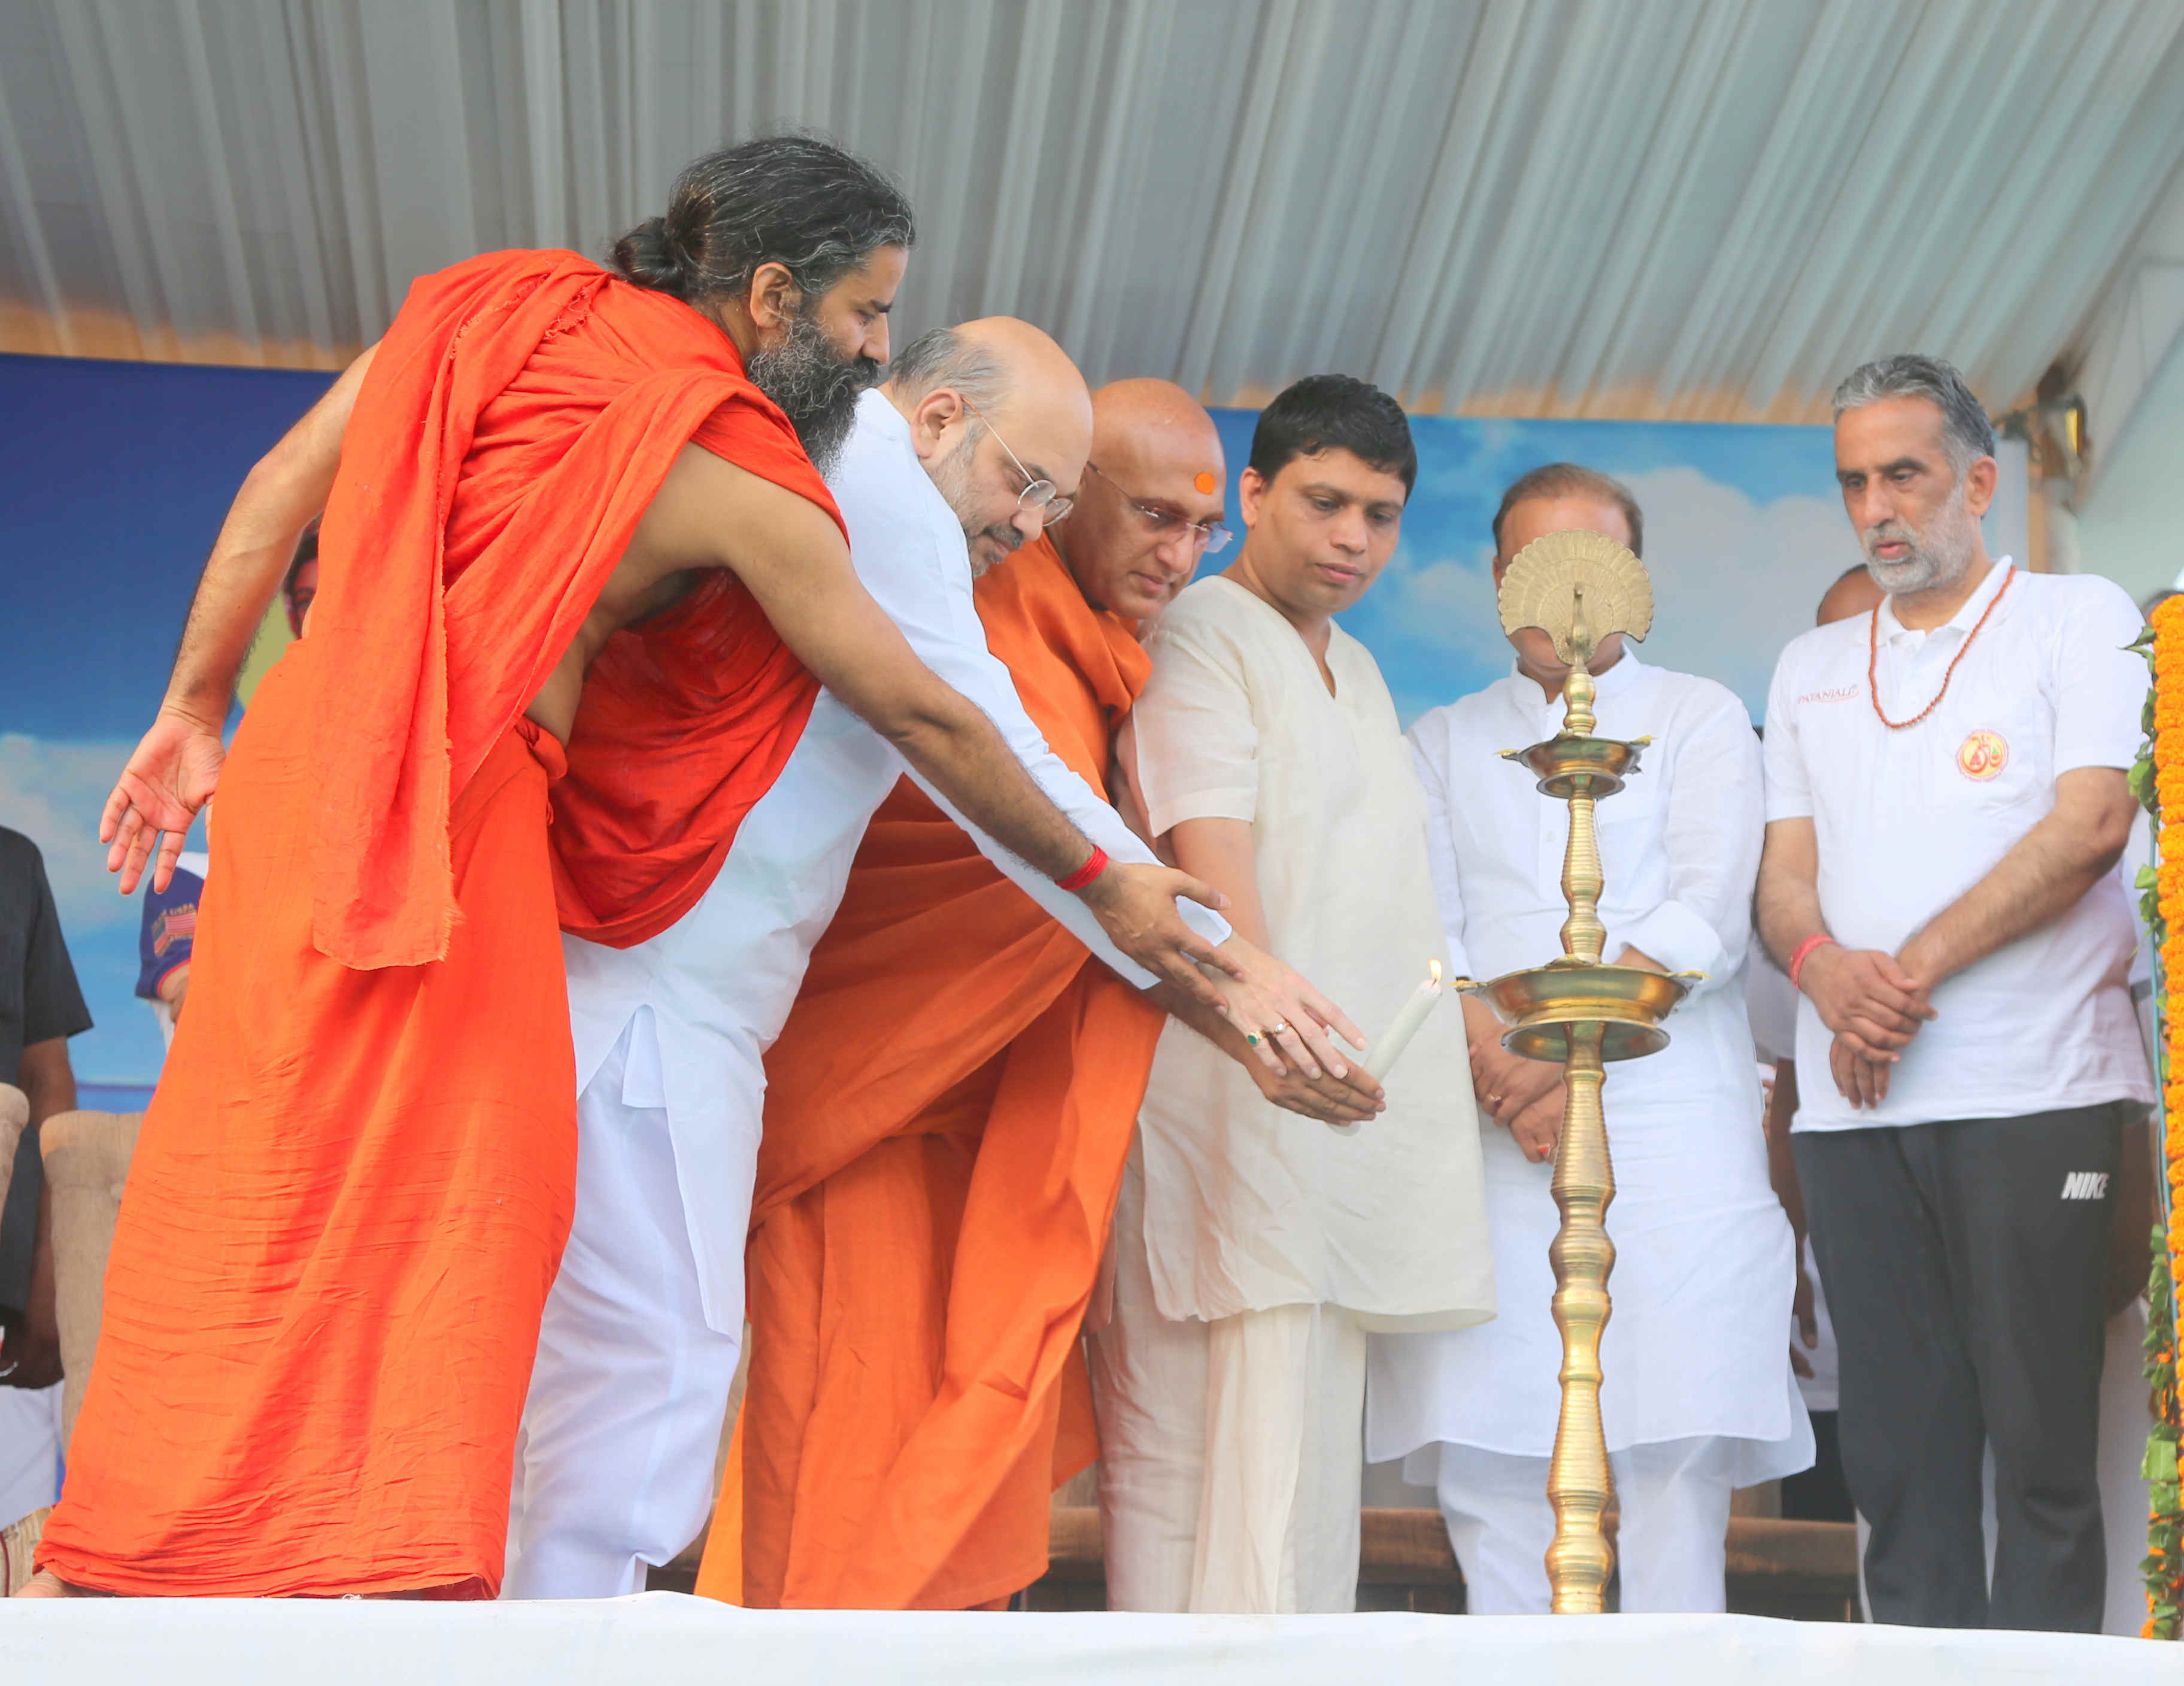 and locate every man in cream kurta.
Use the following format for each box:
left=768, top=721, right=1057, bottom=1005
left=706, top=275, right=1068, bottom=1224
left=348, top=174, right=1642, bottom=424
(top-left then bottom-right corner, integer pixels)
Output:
left=1367, top=468, right=1810, bottom=1615
left=1092, top=375, right=1492, bottom=1615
